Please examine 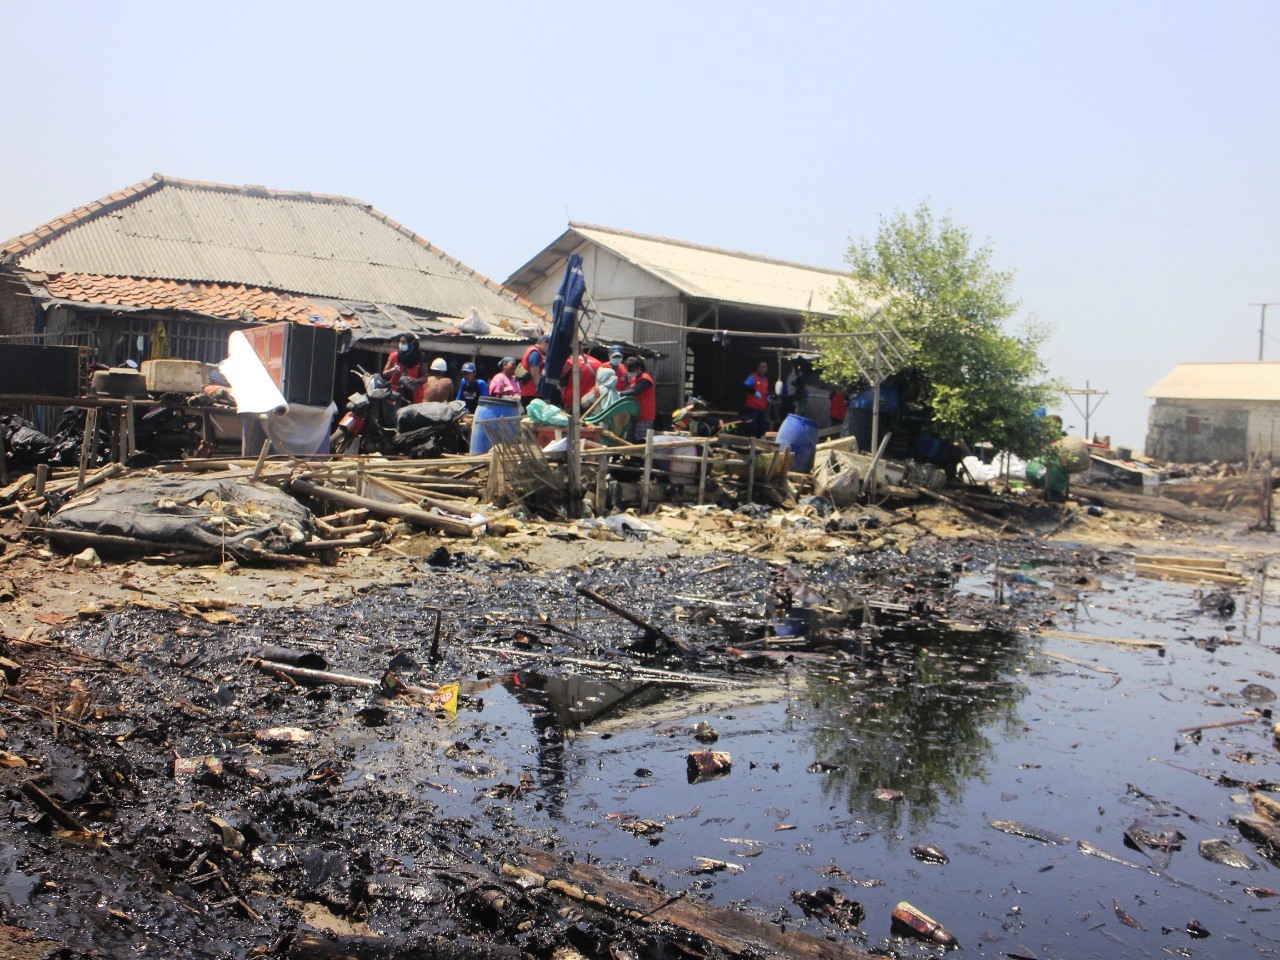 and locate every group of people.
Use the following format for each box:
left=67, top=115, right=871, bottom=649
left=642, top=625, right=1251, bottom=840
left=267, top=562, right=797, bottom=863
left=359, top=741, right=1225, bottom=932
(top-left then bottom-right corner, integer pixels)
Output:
left=383, top=333, right=657, bottom=442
